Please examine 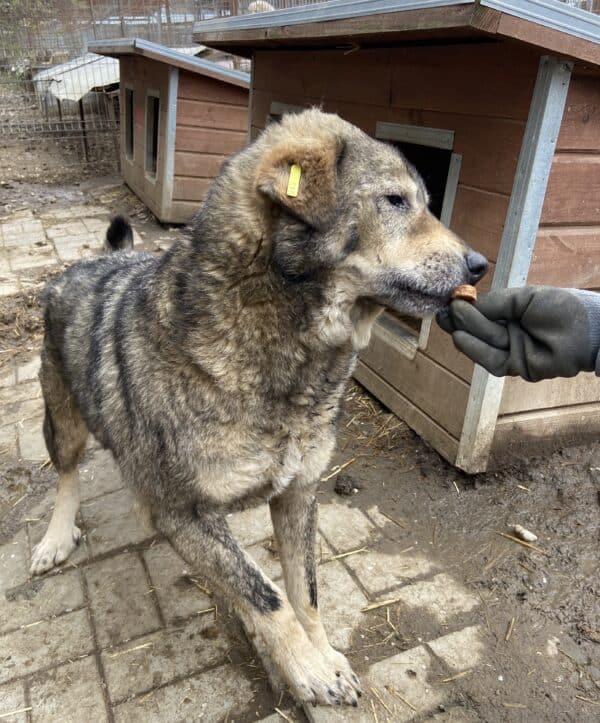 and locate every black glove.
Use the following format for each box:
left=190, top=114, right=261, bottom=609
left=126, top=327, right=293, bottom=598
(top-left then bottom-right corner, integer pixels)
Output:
left=436, top=286, right=600, bottom=382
